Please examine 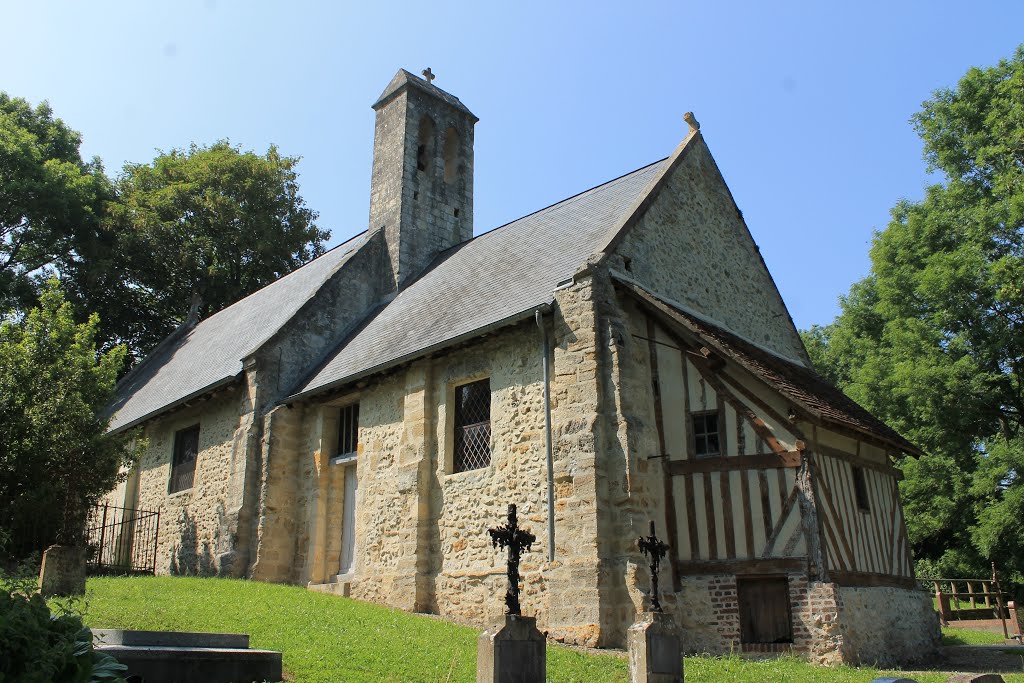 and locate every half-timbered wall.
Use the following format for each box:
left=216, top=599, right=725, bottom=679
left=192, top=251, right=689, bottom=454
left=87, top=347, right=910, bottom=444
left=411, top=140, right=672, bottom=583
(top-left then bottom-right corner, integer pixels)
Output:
left=646, top=321, right=807, bottom=568
left=812, top=430, right=914, bottom=581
